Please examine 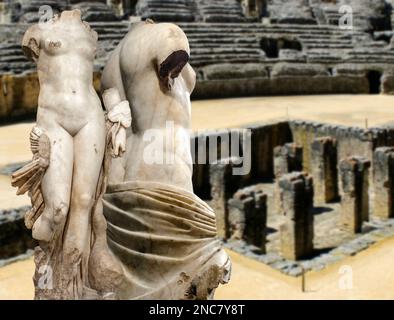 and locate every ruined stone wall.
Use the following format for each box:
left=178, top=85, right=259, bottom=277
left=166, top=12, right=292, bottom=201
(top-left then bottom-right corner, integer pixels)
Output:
left=289, top=121, right=394, bottom=174
left=191, top=121, right=292, bottom=200
left=191, top=120, right=394, bottom=240
left=193, top=75, right=369, bottom=99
